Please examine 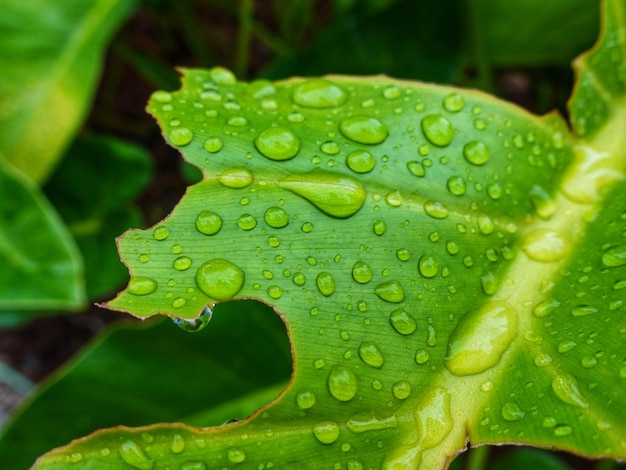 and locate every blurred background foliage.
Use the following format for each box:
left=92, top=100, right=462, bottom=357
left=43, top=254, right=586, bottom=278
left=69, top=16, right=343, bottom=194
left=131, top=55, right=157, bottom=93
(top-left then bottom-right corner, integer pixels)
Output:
left=0, top=0, right=618, bottom=469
